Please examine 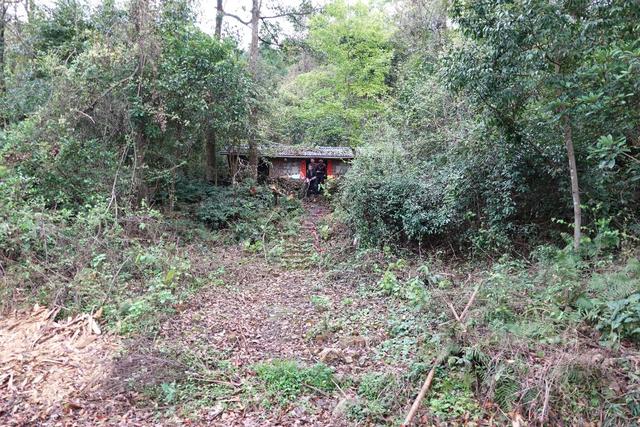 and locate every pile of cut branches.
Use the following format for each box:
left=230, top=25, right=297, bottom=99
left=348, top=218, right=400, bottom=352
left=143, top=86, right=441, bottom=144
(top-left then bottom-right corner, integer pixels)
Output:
left=0, top=305, right=120, bottom=423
